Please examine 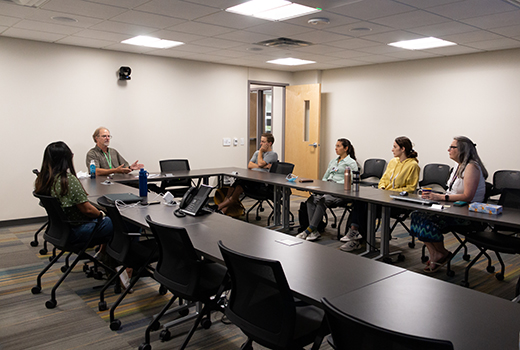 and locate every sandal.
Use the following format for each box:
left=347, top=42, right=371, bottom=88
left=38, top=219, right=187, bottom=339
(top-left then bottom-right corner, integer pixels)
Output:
left=424, top=252, right=452, bottom=274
